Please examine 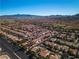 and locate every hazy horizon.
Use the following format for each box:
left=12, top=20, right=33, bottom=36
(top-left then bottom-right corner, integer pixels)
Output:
left=0, top=13, right=79, bottom=16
